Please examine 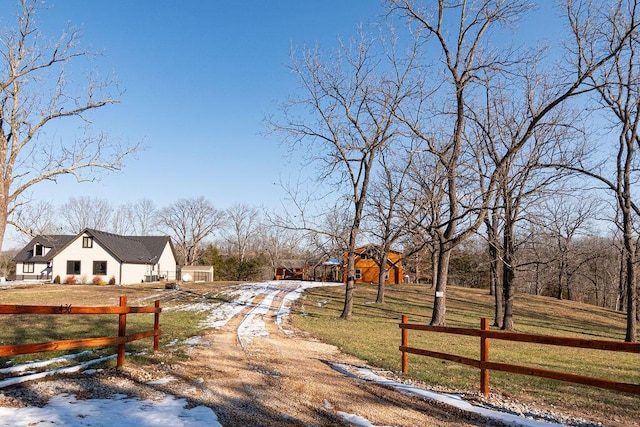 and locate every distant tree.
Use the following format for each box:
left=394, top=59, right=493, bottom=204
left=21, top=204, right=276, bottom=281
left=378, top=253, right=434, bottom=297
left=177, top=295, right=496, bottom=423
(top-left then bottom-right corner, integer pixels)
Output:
left=1, top=0, right=137, bottom=250
left=129, top=198, right=159, bottom=235
left=12, top=201, right=61, bottom=240
left=111, top=204, right=134, bottom=235
left=270, top=27, right=419, bottom=319
left=59, top=196, right=114, bottom=233
left=198, top=243, right=224, bottom=280
left=223, top=204, right=260, bottom=260
left=364, top=148, right=415, bottom=303
left=157, top=197, right=224, bottom=265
